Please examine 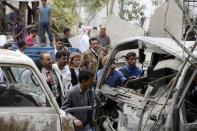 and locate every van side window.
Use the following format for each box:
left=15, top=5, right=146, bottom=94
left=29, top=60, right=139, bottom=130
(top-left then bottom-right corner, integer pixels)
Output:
left=0, top=66, right=49, bottom=107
